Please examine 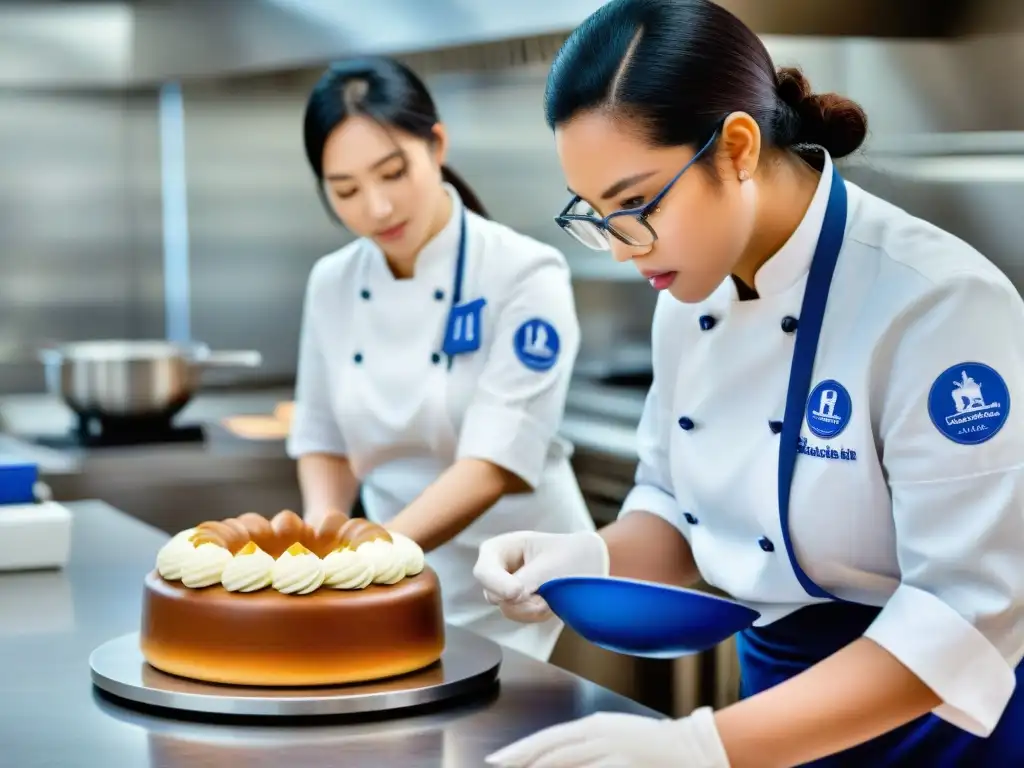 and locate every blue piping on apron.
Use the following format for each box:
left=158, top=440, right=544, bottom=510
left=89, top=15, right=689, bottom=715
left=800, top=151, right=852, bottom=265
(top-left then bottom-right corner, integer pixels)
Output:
left=736, top=165, right=1024, bottom=765
left=443, top=208, right=469, bottom=371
